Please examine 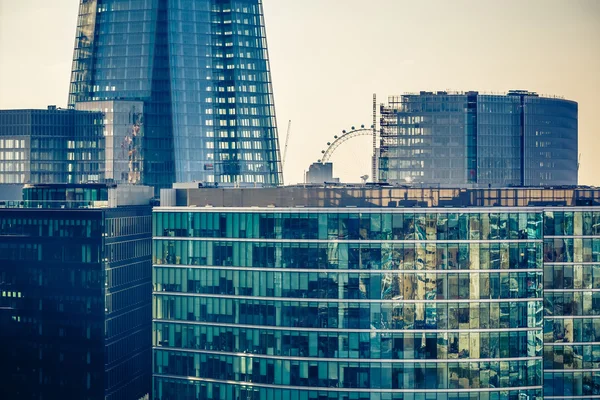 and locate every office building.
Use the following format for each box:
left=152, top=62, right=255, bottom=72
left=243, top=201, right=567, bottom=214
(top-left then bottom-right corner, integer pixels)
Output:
left=0, top=106, right=105, bottom=185
left=0, top=183, right=153, bottom=400
left=69, top=0, right=283, bottom=189
left=151, top=185, right=600, bottom=399
left=379, top=91, right=578, bottom=187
